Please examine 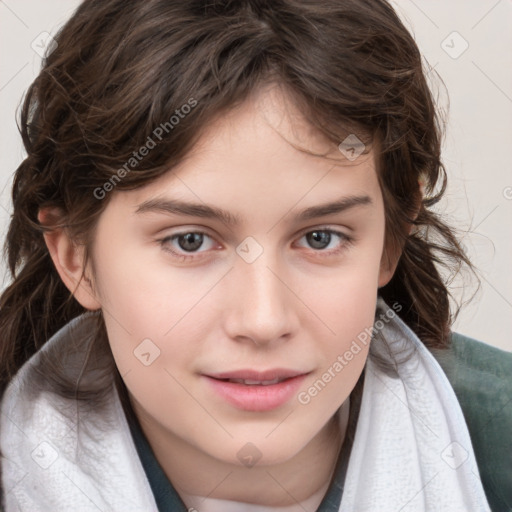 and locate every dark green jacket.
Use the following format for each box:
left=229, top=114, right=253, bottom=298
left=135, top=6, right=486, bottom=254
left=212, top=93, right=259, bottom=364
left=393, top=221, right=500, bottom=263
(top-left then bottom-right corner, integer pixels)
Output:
left=431, top=333, right=512, bottom=512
